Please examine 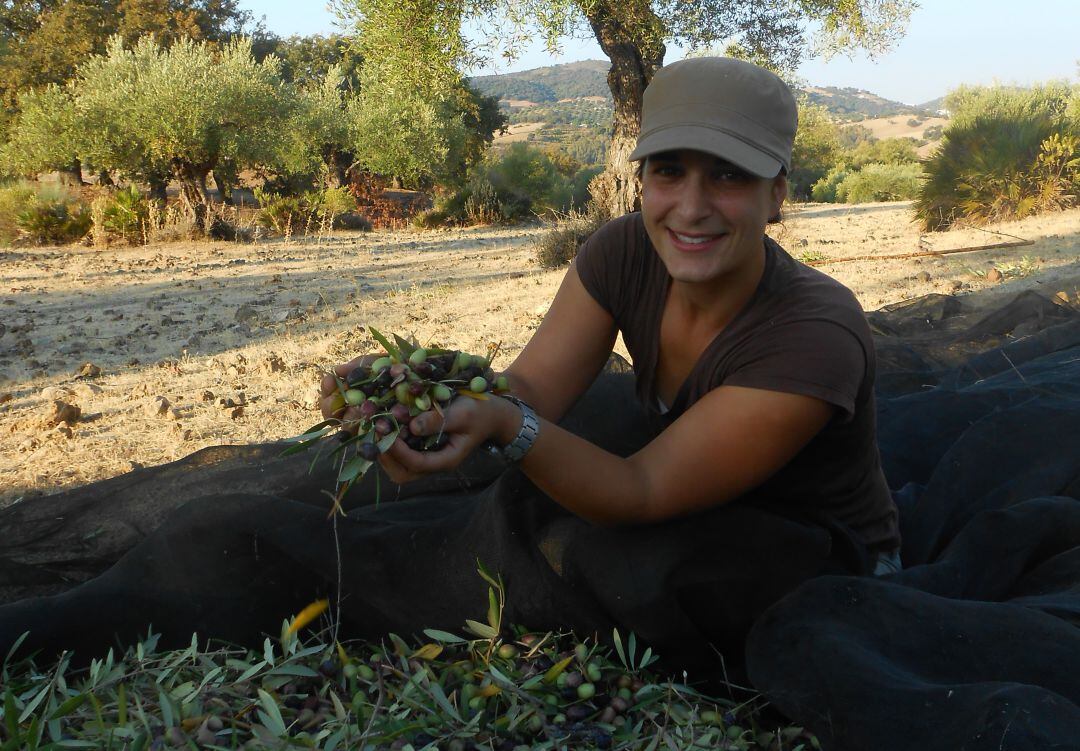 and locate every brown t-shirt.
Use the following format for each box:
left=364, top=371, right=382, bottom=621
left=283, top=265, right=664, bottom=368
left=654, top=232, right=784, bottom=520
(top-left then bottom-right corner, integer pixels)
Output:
left=575, top=212, right=900, bottom=554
